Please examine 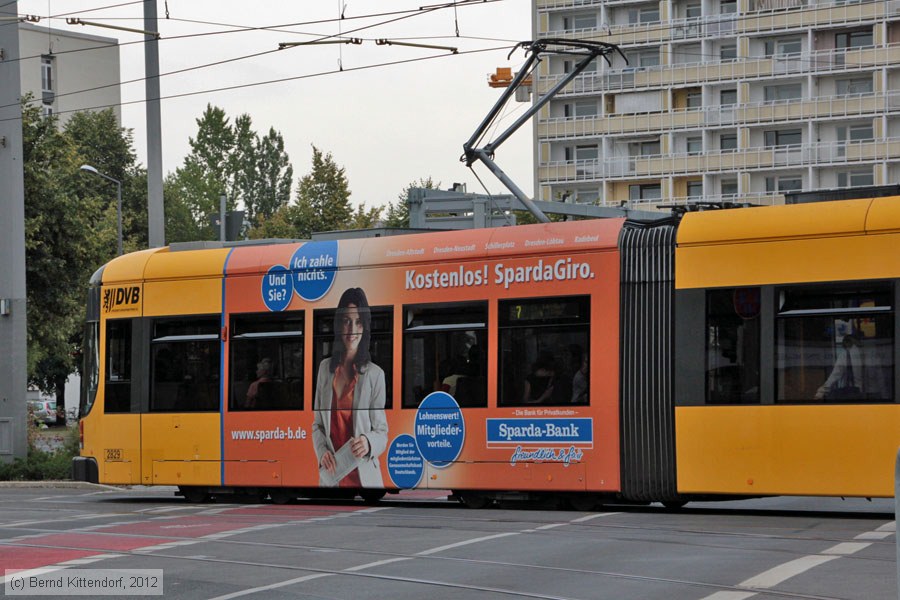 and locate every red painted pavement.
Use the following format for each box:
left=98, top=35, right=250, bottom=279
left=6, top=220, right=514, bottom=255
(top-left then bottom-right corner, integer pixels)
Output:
left=0, top=546, right=93, bottom=572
